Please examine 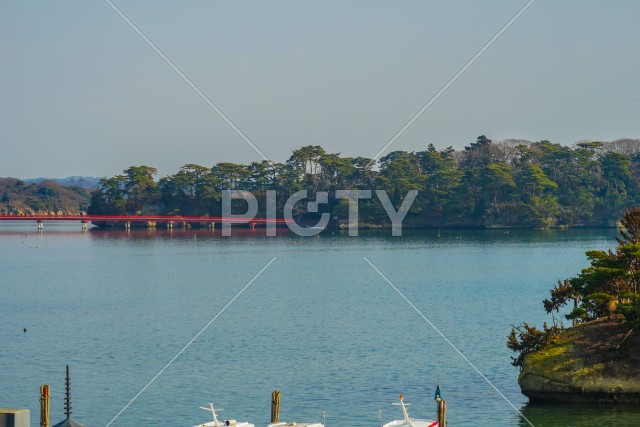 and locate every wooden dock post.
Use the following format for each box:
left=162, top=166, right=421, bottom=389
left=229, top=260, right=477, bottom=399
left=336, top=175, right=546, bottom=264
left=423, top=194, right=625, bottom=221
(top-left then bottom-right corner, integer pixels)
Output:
left=271, top=390, right=280, bottom=424
left=436, top=398, right=446, bottom=427
left=40, top=384, right=49, bottom=427
left=434, top=384, right=446, bottom=427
